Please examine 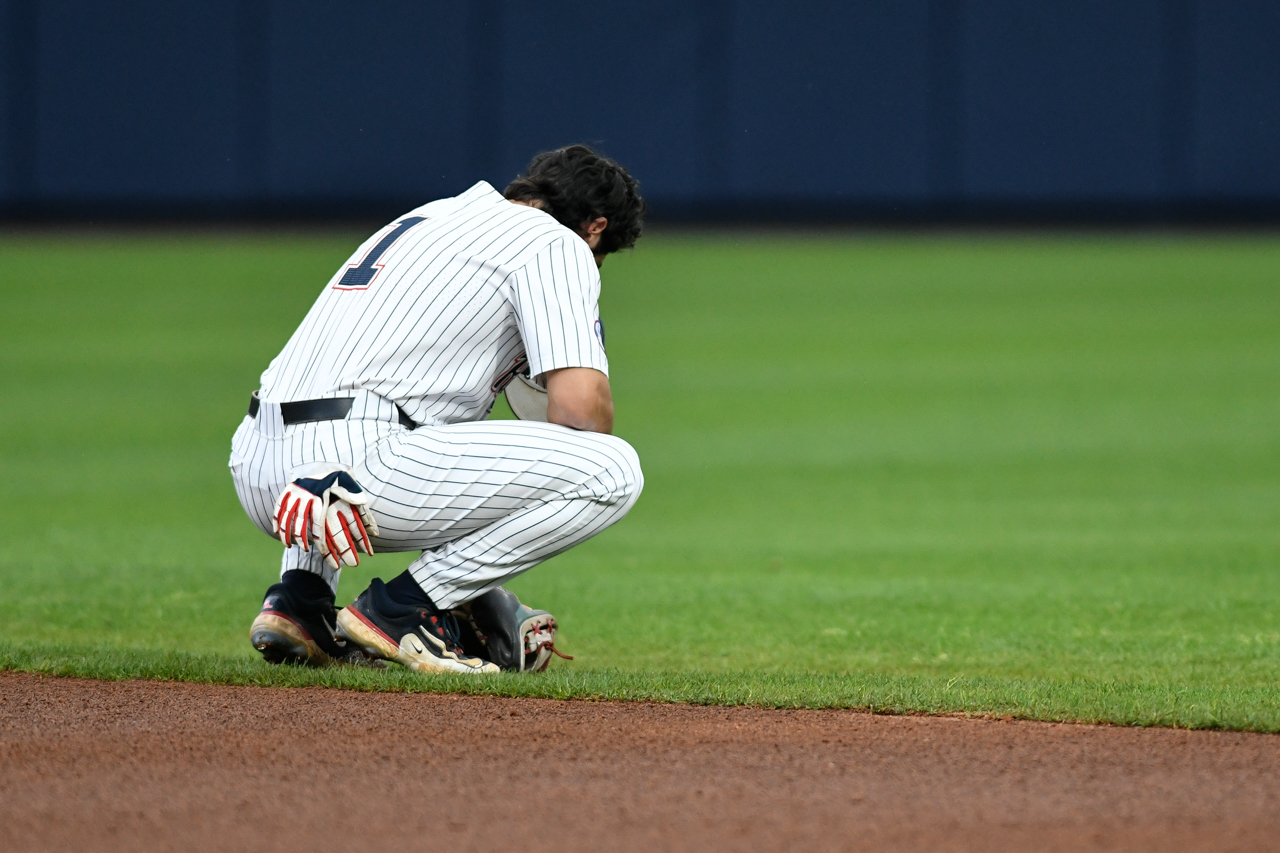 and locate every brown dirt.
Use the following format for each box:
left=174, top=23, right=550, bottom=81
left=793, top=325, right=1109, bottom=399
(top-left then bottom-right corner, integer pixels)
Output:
left=1, top=672, right=1278, bottom=853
